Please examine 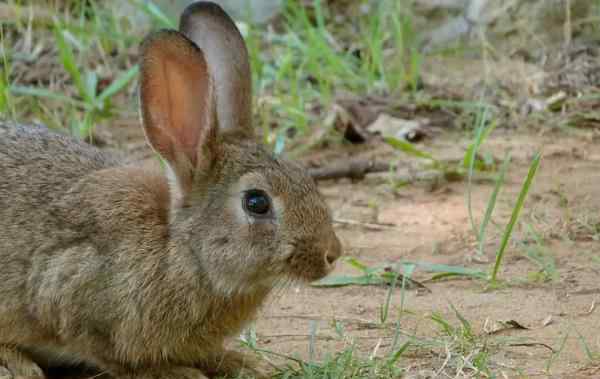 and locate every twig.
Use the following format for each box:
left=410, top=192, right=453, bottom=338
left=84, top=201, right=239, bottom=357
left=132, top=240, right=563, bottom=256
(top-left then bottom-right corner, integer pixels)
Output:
left=308, top=160, right=392, bottom=181
left=508, top=342, right=555, bottom=353
left=307, top=159, right=470, bottom=184
left=334, top=218, right=400, bottom=231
